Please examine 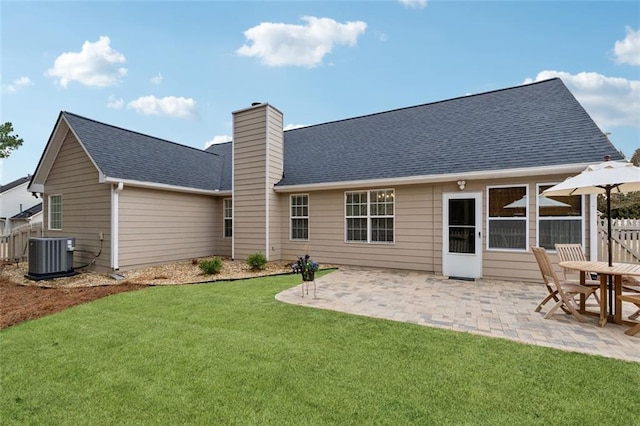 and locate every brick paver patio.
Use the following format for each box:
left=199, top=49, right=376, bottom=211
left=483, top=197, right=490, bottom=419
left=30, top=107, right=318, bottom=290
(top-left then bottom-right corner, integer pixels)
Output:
left=276, top=266, right=639, bottom=363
